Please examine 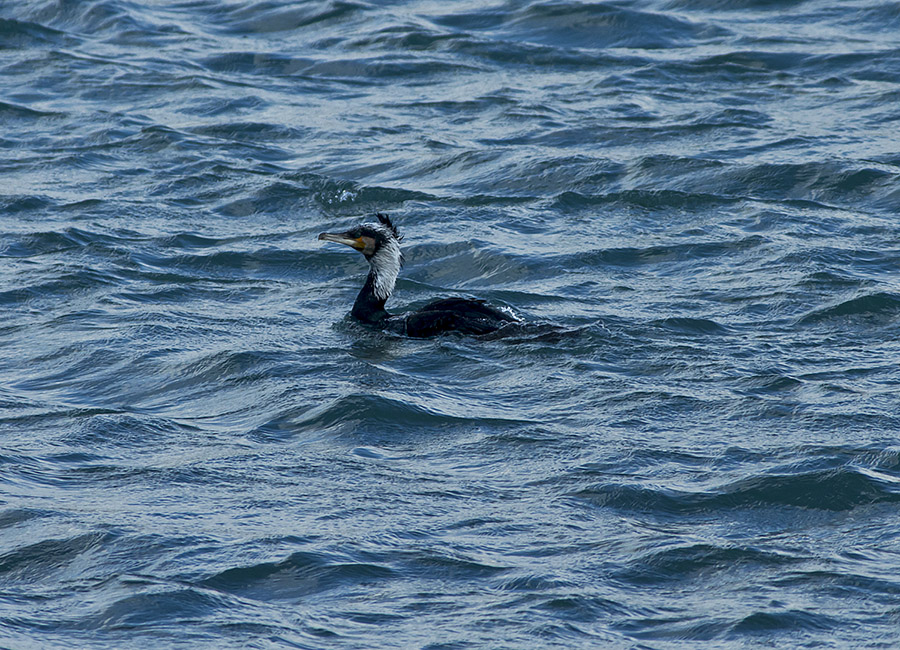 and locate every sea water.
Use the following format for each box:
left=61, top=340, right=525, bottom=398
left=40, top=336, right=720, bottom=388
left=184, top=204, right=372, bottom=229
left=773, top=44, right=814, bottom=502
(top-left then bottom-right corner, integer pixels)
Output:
left=2, top=1, right=900, bottom=648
